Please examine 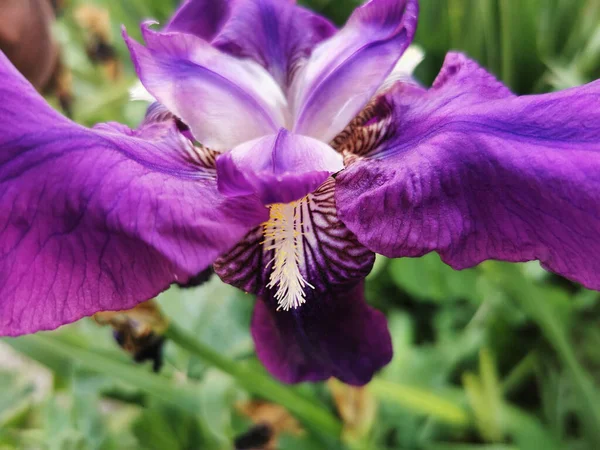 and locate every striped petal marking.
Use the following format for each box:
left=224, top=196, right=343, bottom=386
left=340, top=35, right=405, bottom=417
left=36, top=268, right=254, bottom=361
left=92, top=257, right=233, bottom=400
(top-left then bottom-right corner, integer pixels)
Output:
left=214, top=178, right=374, bottom=306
